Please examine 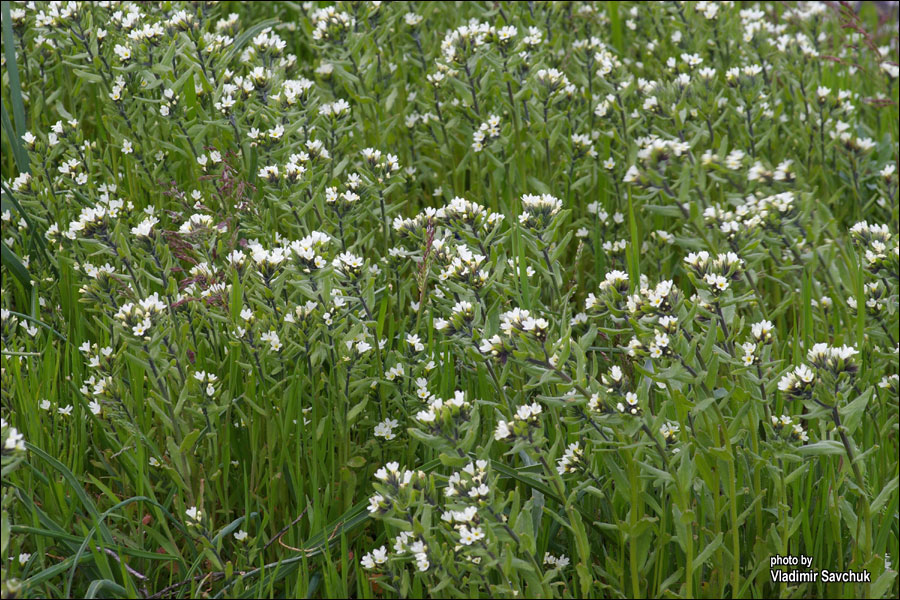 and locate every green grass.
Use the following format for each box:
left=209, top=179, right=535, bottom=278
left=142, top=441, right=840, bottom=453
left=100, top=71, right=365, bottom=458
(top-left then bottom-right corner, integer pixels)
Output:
left=1, top=1, right=899, bottom=599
